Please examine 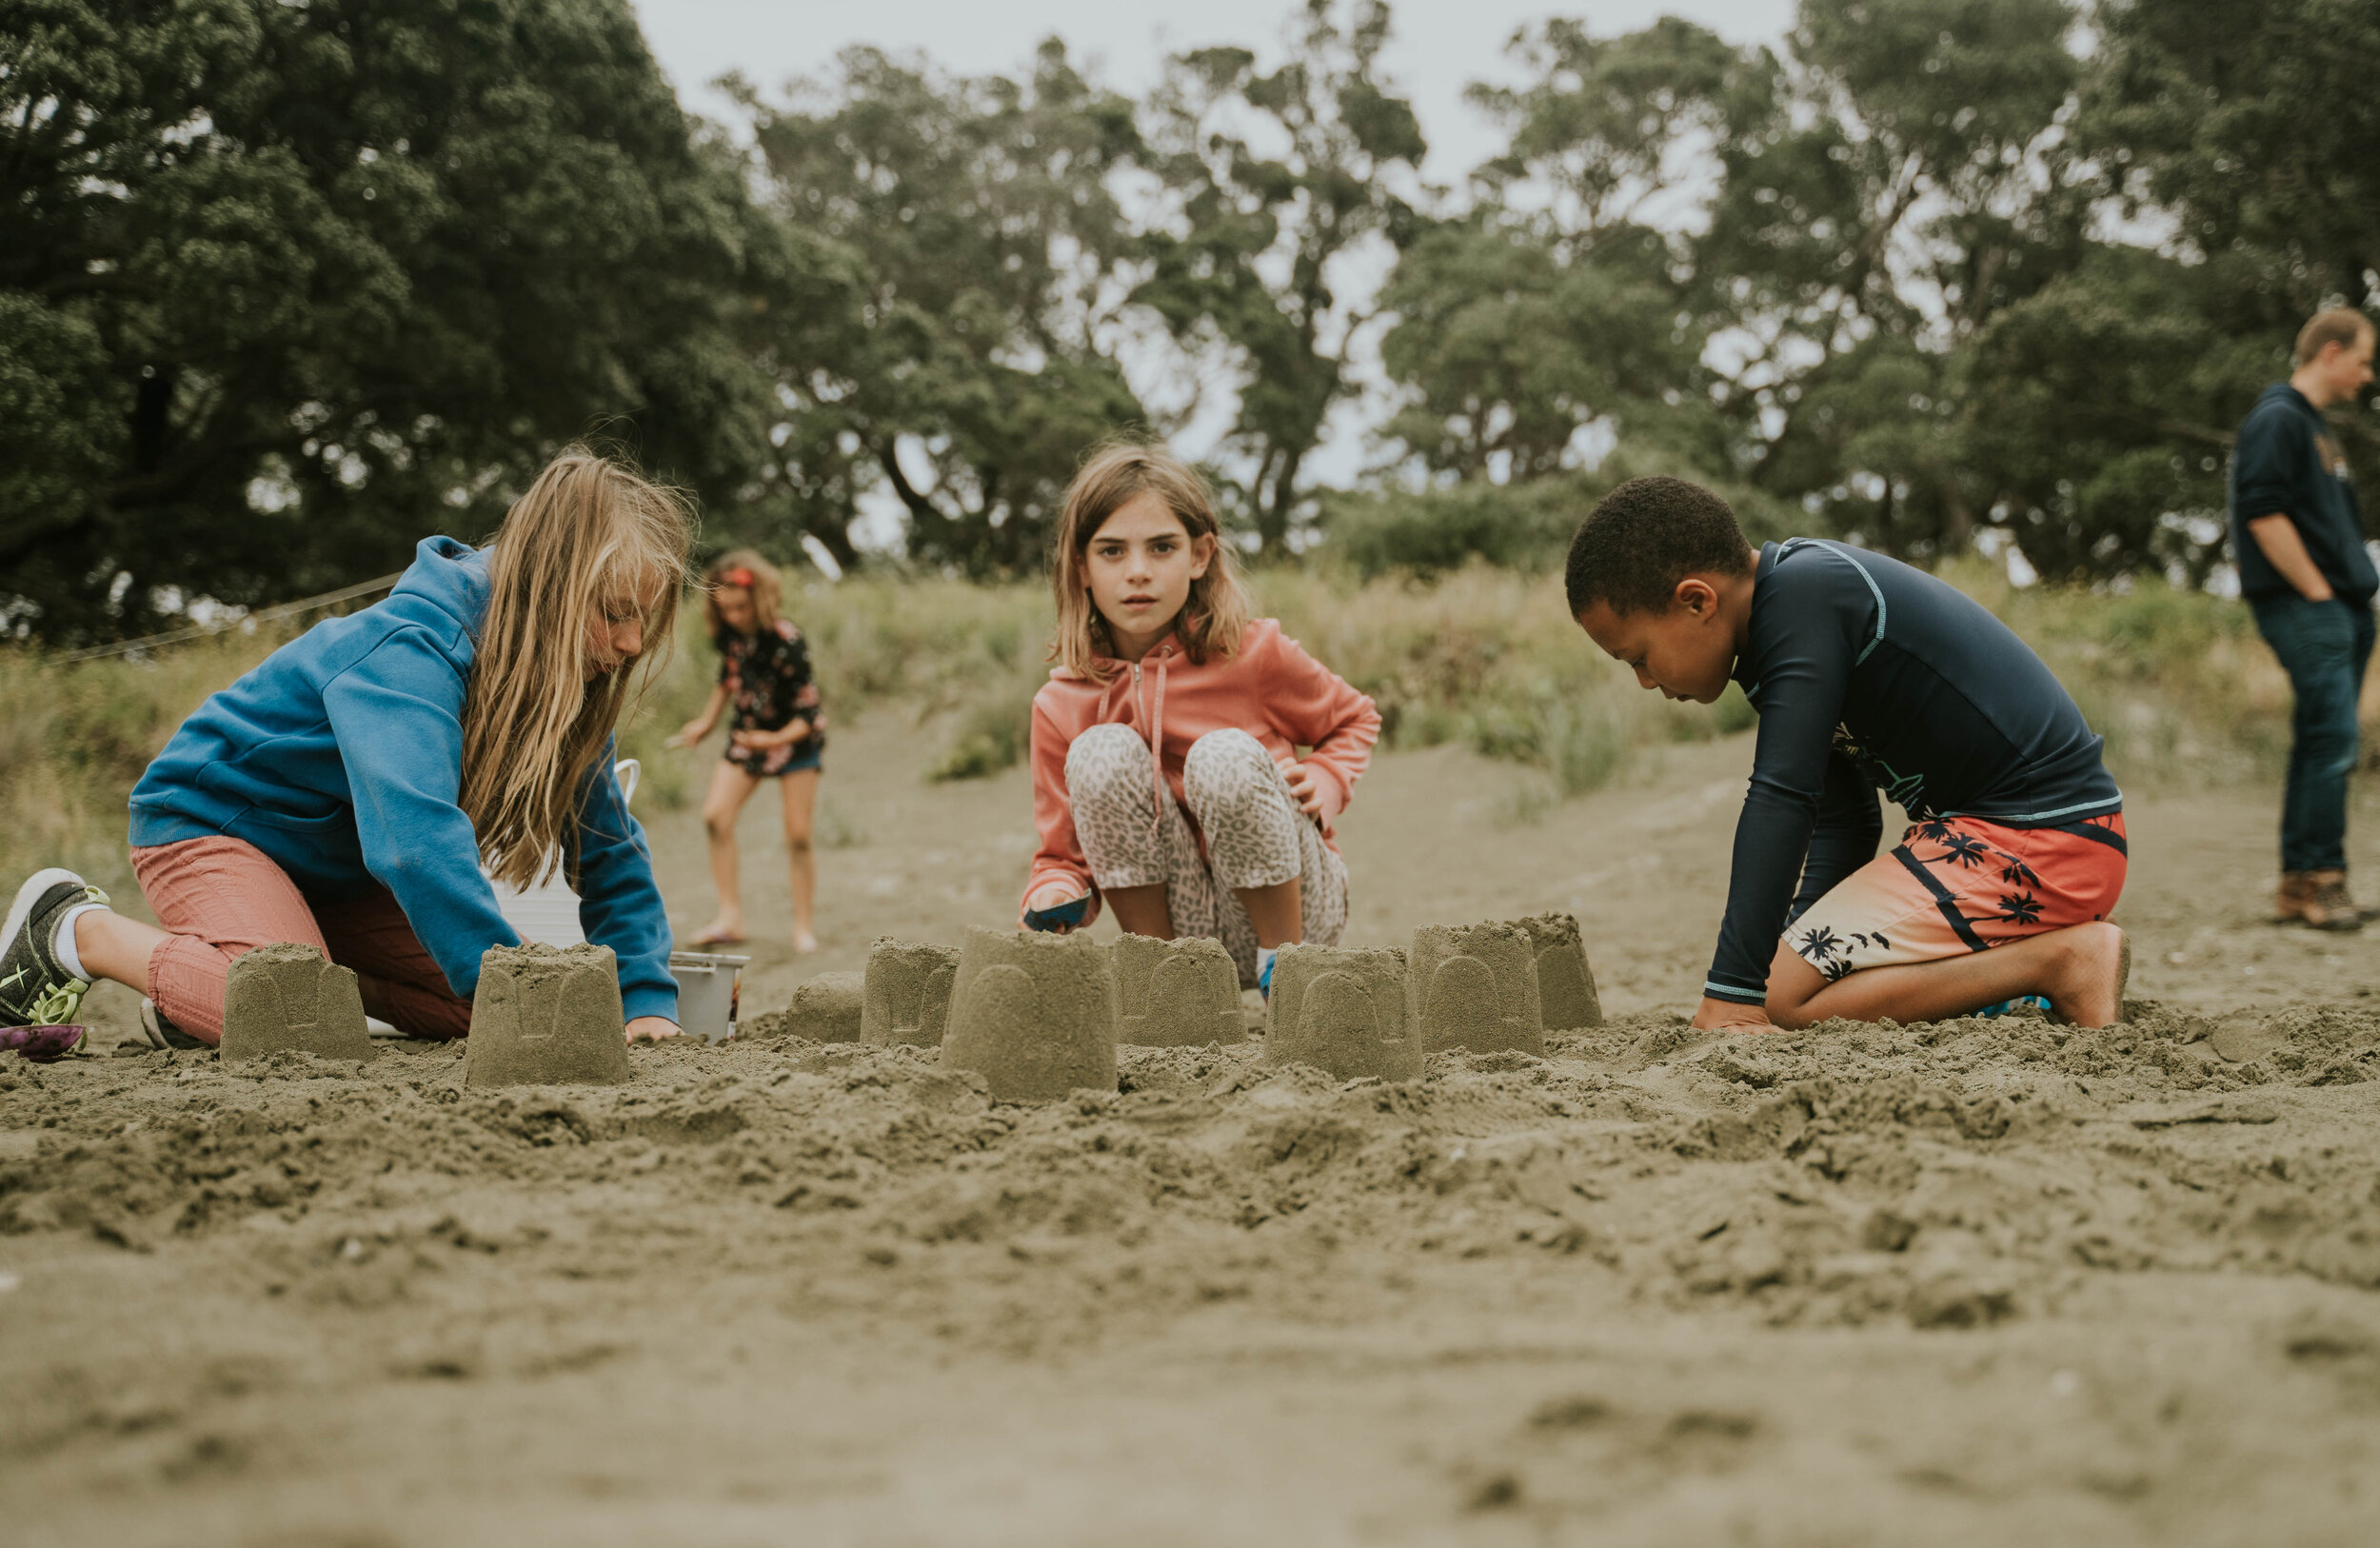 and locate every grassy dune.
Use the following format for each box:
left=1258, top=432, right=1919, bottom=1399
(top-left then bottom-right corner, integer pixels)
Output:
left=0, top=563, right=2351, bottom=903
